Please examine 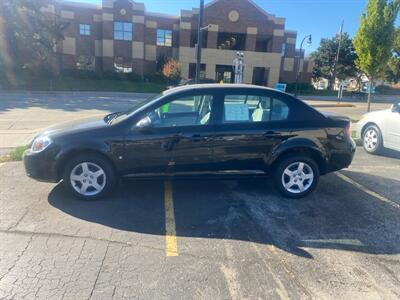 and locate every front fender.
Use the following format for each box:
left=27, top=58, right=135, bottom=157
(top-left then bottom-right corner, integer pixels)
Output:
left=53, top=140, right=118, bottom=180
